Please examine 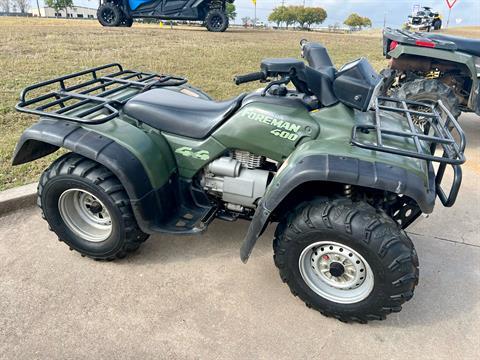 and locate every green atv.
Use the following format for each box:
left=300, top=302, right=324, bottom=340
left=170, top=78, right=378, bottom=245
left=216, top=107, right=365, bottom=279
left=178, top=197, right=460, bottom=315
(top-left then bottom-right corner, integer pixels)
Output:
left=382, top=28, right=480, bottom=120
left=13, top=40, right=465, bottom=323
